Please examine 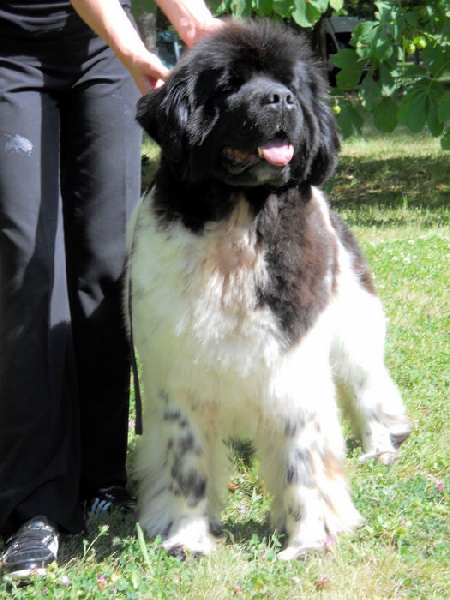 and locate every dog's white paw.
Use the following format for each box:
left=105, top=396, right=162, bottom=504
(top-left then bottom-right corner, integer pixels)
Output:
left=162, top=518, right=216, bottom=558
left=278, top=539, right=325, bottom=561
left=361, top=416, right=412, bottom=464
